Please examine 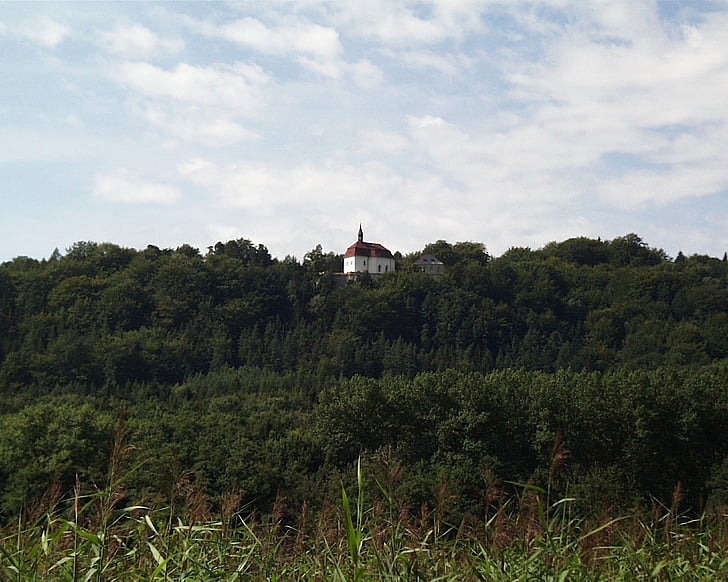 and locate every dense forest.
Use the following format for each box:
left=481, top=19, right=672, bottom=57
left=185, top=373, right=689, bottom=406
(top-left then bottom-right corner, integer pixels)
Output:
left=1, top=233, right=728, bottom=527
